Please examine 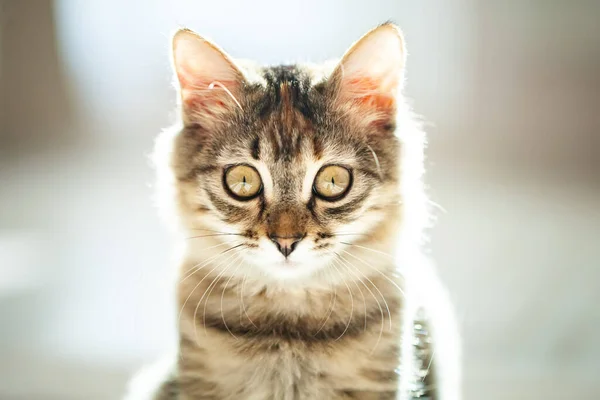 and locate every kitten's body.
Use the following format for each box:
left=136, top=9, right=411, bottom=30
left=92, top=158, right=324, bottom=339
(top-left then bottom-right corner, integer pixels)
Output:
left=125, top=24, right=460, bottom=400
left=177, top=260, right=402, bottom=399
